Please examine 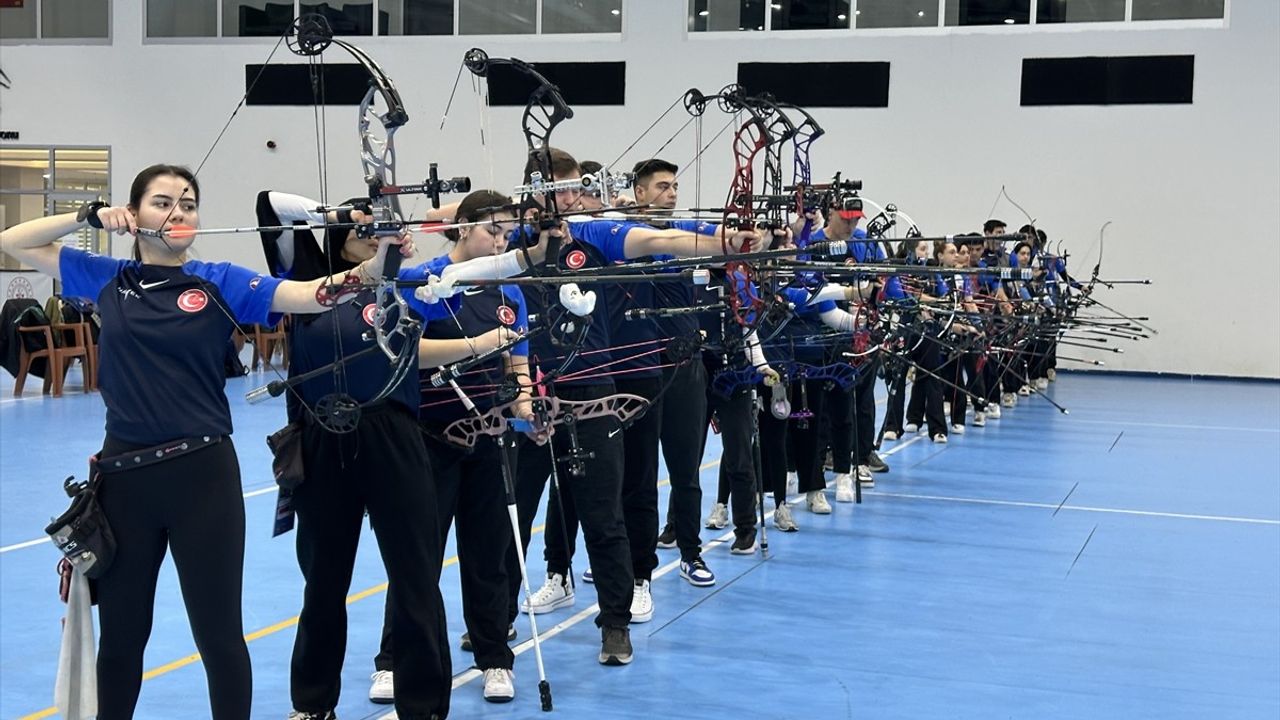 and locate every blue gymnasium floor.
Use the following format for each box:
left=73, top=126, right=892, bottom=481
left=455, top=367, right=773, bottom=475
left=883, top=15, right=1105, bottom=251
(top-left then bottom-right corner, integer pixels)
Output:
left=1, top=367, right=1278, bottom=719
